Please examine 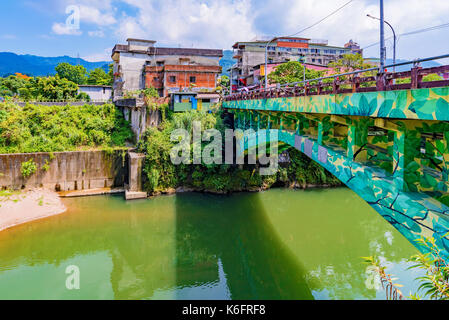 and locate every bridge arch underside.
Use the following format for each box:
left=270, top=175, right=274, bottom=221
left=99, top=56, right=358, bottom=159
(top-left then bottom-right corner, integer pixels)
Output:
left=235, top=120, right=449, bottom=260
